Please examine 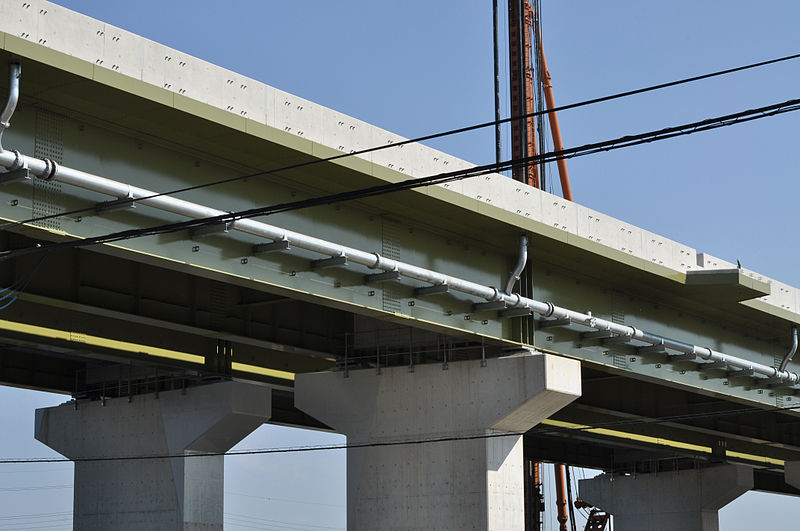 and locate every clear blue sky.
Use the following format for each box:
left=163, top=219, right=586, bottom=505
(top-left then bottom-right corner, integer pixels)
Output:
left=2, top=1, right=800, bottom=529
